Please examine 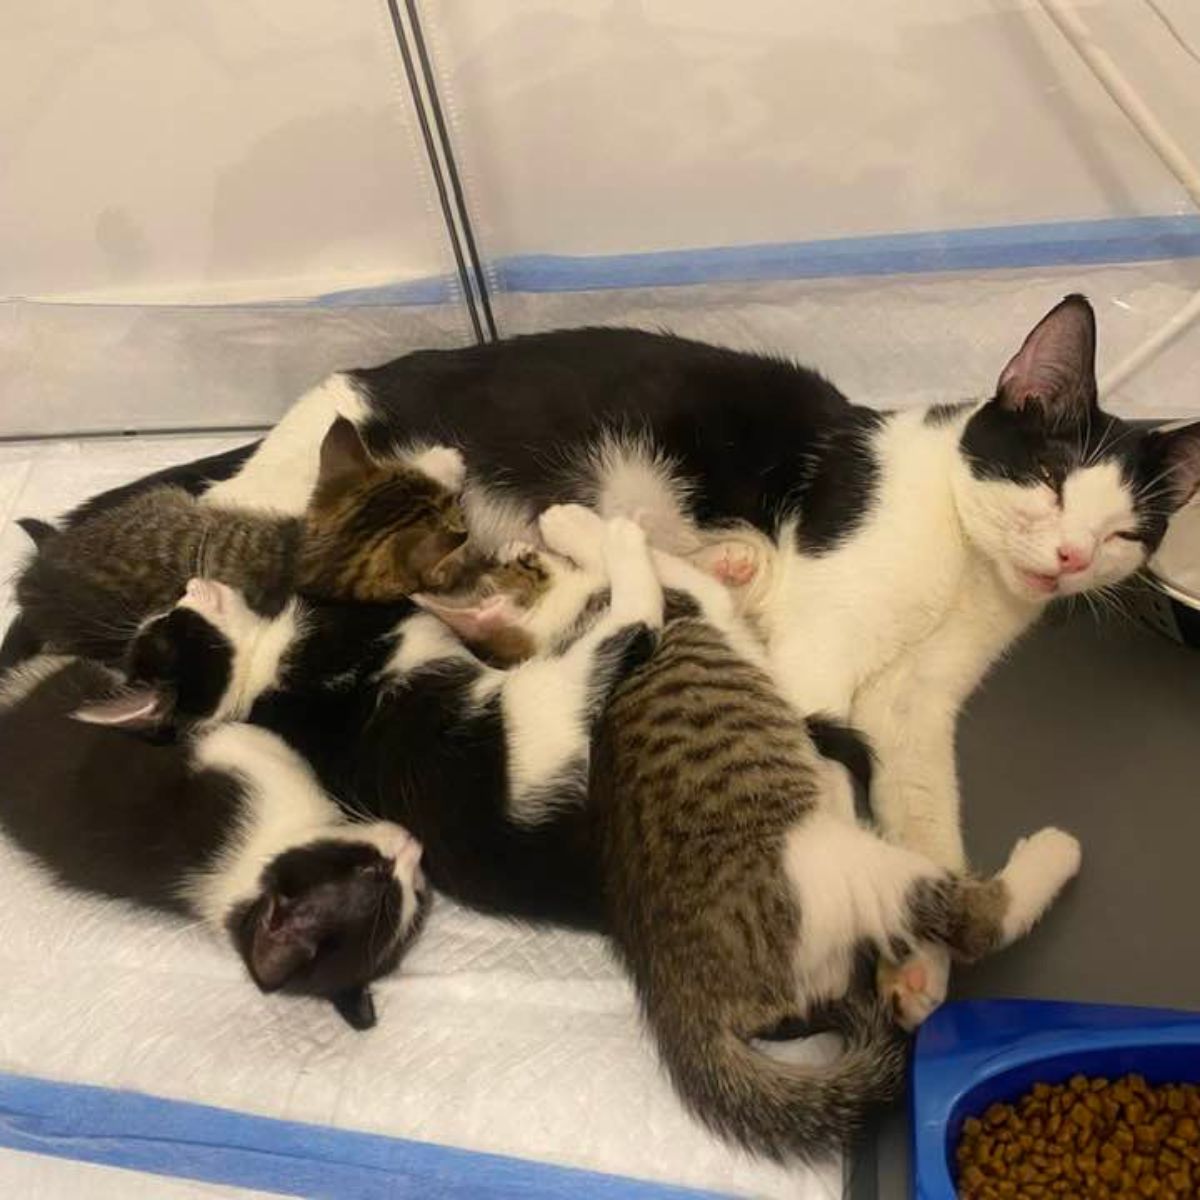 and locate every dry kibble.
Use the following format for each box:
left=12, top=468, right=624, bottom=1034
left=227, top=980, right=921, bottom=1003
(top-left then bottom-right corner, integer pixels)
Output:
left=956, top=1076, right=1200, bottom=1200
